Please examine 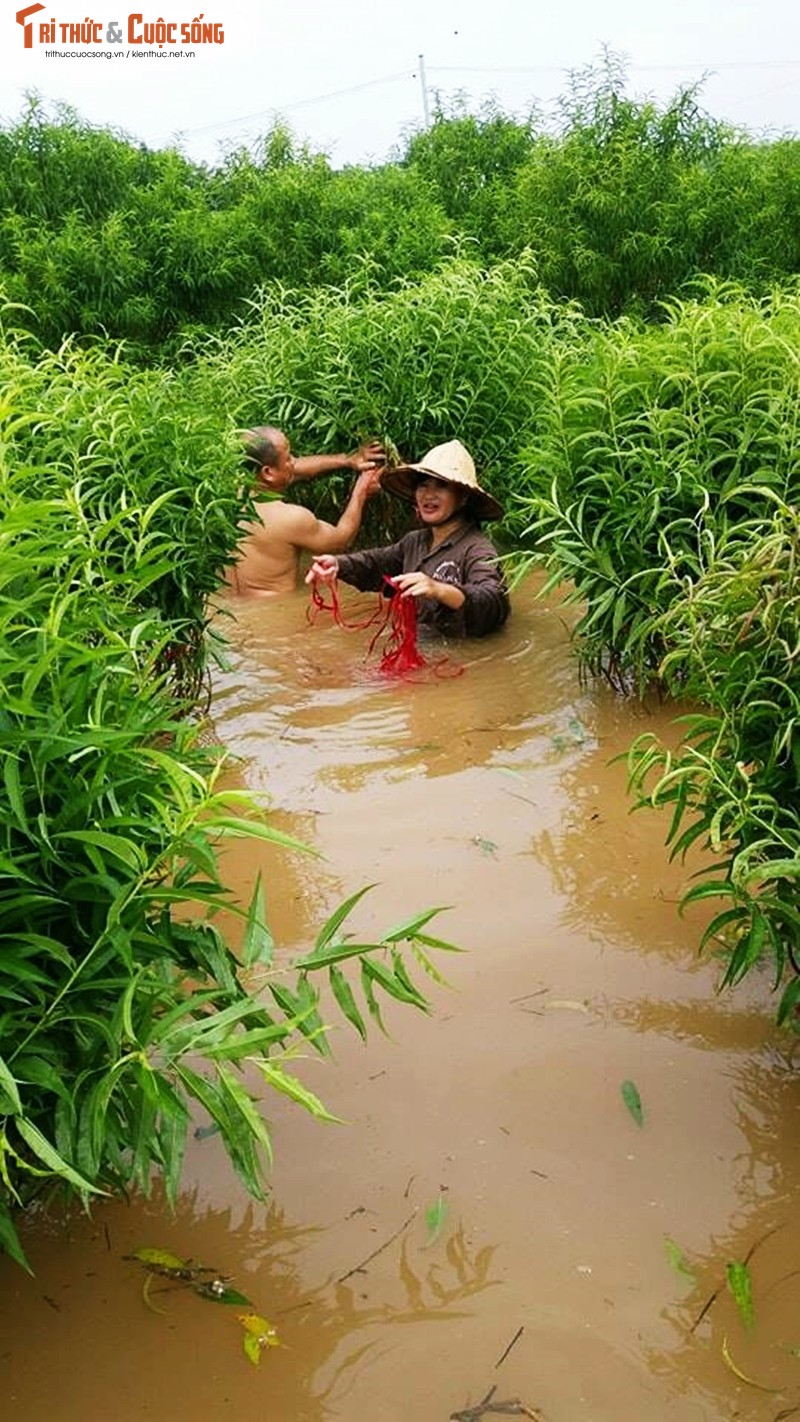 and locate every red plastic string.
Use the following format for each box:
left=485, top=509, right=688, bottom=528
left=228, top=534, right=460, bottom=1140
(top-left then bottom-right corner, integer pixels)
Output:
left=306, top=578, right=388, bottom=634
left=371, top=587, right=428, bottom=677
left=307, top=576, right=463, bottom=681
